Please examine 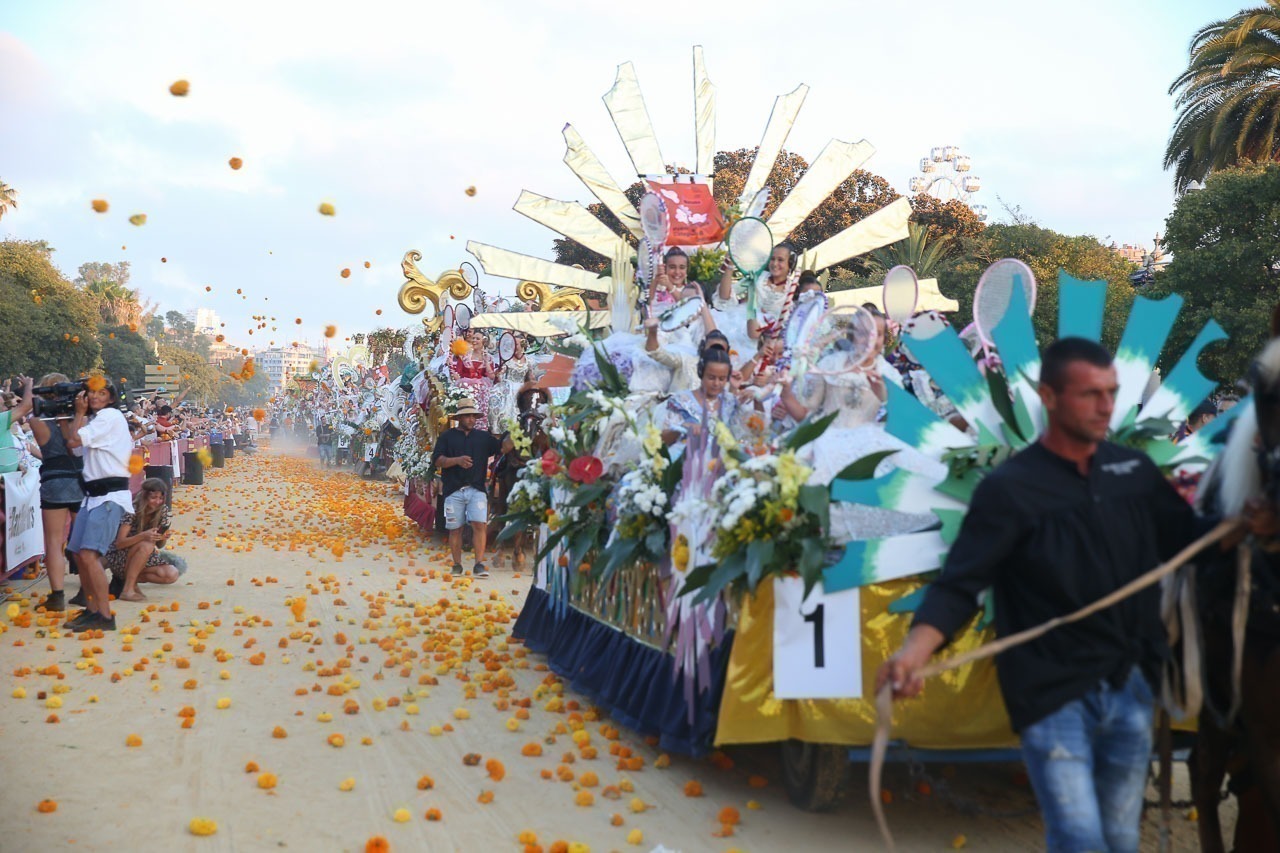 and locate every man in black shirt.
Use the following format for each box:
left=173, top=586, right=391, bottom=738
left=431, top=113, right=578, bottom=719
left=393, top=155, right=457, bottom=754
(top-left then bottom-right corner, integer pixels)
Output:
left=877, top=338, right=1196, bottom=852
left=430, top=397, right=511, bottom=579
